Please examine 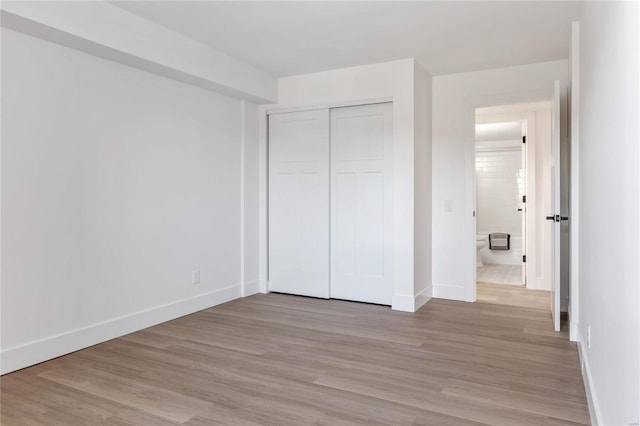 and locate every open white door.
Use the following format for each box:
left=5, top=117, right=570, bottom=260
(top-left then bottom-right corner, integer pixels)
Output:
left=549, top=81, right=562, bottom=331
left=268, top=109, right=330, bottom=298
left=520, top=123, right=527, bottom=286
